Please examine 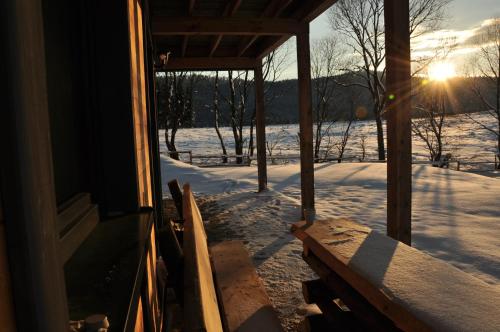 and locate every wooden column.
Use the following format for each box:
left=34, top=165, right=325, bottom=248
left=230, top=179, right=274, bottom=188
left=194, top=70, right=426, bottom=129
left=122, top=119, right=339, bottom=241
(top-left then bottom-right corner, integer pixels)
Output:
left=296, top=31, right=315, bottom=216
left=384, top=0, right=412, bottom=245
left=0, top=0, right=69, bottom=329
left=254, top=60, right=268, bottom=192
